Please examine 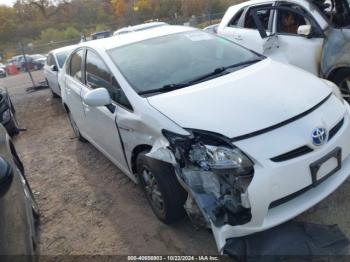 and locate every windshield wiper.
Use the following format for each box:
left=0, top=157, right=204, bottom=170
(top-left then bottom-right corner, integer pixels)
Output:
left=139, top=58, right=263, bottom=96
